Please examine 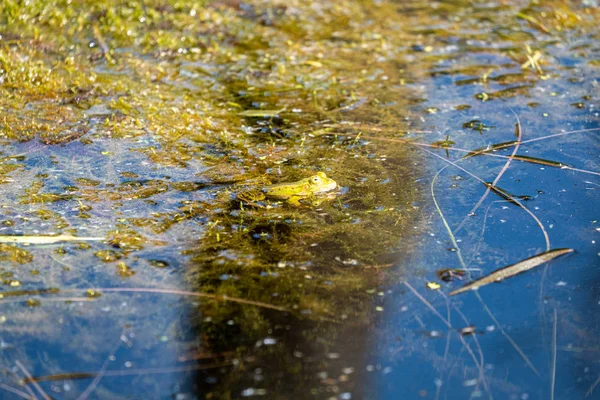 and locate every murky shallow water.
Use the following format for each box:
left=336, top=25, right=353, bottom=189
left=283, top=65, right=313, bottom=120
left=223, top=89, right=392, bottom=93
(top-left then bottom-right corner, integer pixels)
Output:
left=0, top=0, right=598, bottom=399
